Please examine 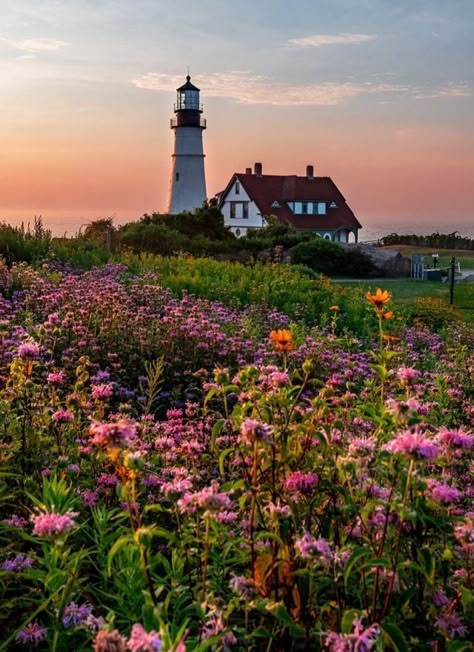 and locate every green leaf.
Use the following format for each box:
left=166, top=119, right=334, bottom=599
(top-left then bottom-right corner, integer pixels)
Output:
left=381, top=621, right=409, bottom=652
left=460, top=587, right=474, bottom=613
left=341, top=609, right=360, bottom=634
left=447, top=642, right=473, bottom=652
left=417, top=547, right=436, bottom=587
left=344, top=547, right=373, bottom=588
left=107, top=535, right=132, bottom=577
